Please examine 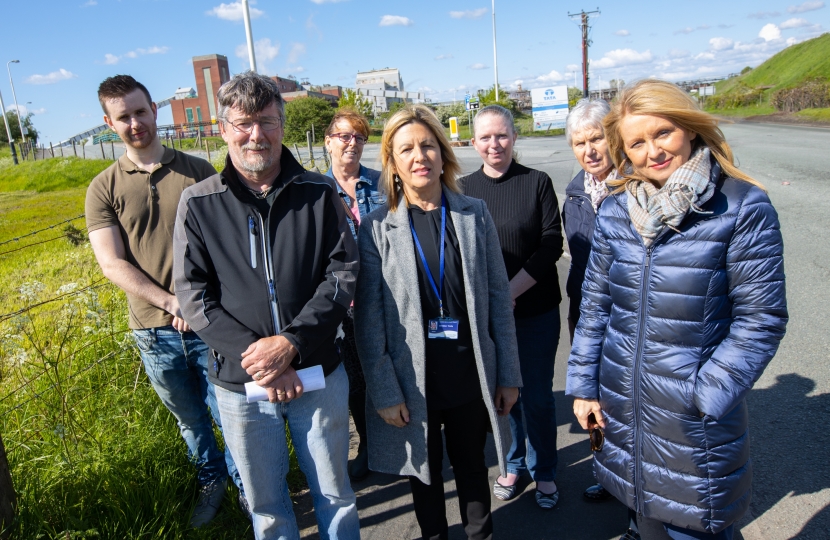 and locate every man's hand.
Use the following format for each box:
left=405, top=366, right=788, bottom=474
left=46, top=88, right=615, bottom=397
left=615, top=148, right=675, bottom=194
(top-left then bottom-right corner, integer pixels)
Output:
left=494, top=386, right=519, bottom=416
left=163, top=295, right=191, bottom=332
left=241, top=335, right=298, bottom=386
left=573, top=398, right=605, bottom=430
left=377, top=403, right=410, bottom=428
left=265, top=366, right=304, bottom=403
